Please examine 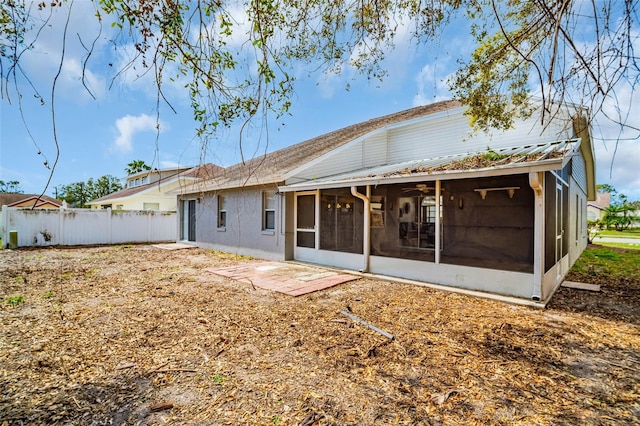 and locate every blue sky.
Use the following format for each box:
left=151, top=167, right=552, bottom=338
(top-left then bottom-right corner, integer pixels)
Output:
left=1, top=2, right=639, bottom=201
